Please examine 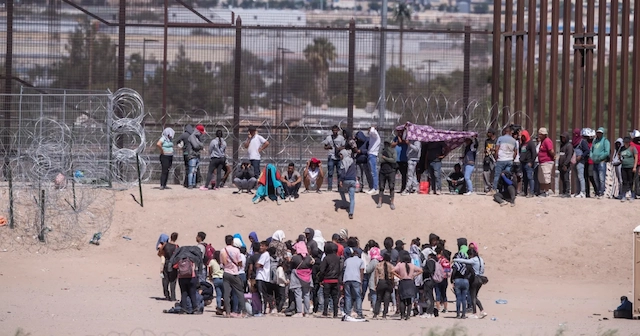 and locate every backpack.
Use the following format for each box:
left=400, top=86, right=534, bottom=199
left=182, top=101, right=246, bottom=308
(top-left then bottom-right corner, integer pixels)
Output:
left=269, top=256, right=279, bottom=284
left=178, top=258, right=194, bottom=279
left=431, top=259, right=446, bottom=283
left=201, top=243, right=215, bottom=267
